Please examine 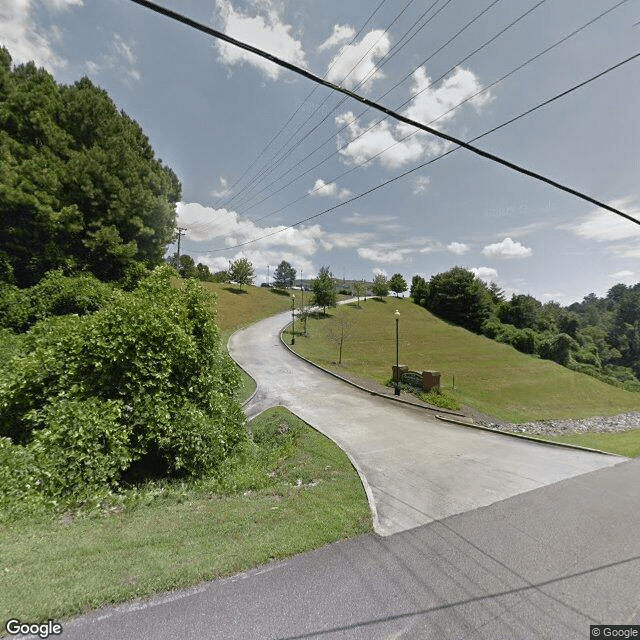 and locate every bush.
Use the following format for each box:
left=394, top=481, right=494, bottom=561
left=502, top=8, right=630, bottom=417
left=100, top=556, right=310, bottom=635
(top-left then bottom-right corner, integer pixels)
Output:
left=28, top=398, right=132, bottom=498
left=0, top=270, right=115, bottom=332
left=0, top=266, right=246, bottom=506
left=418, top=389, right=460, bottom=411
left=538, top=333, right=578, bottom=365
